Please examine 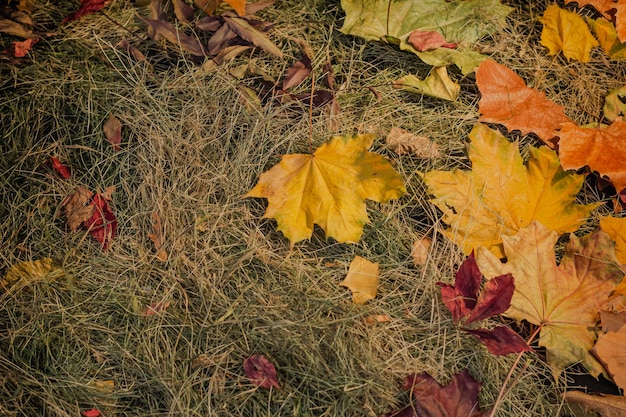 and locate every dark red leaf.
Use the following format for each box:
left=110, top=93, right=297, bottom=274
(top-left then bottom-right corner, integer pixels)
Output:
left=84, top=193, right=117, bottom=251
left=293, top=90, right=334, bottom=108
left=282, top=54, right=312, bottom=90
left=49, top=157, right=71, bottom=179
left=385, top=371, right=489, bottom=417
left=466, top=326, right=532, bottom=356
left=243, top=354, right=280, bottom=389
left=464, top=273, right=514, bottom=324
left=437, top=253, right=482, bottom=322
left=81, top=409, right=102, bottom=417
left=63, top=0, right=110, bottom=24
